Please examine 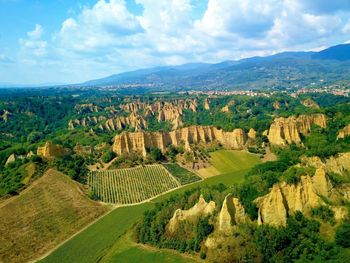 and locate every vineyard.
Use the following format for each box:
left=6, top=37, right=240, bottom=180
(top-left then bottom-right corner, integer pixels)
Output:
left=88, top=165, right=180, bottom=204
